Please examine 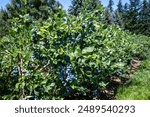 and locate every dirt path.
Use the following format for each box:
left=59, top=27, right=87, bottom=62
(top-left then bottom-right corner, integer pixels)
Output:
left=100, top=57, right=141, bottom=100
